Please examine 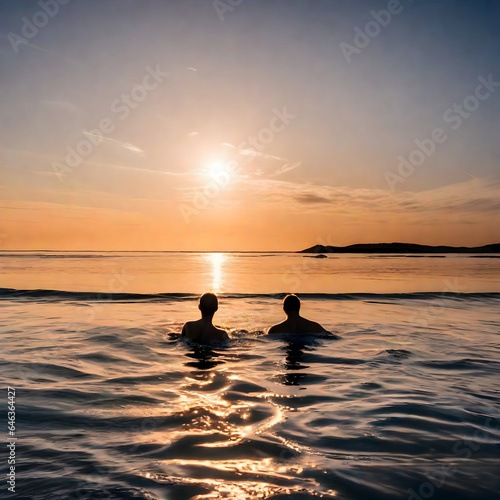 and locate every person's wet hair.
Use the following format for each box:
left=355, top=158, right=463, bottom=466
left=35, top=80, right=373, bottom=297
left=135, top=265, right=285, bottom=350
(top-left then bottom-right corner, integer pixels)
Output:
left=199, top=292, right=218, bottom=316
left=283, top=294, right=300, bottom=314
